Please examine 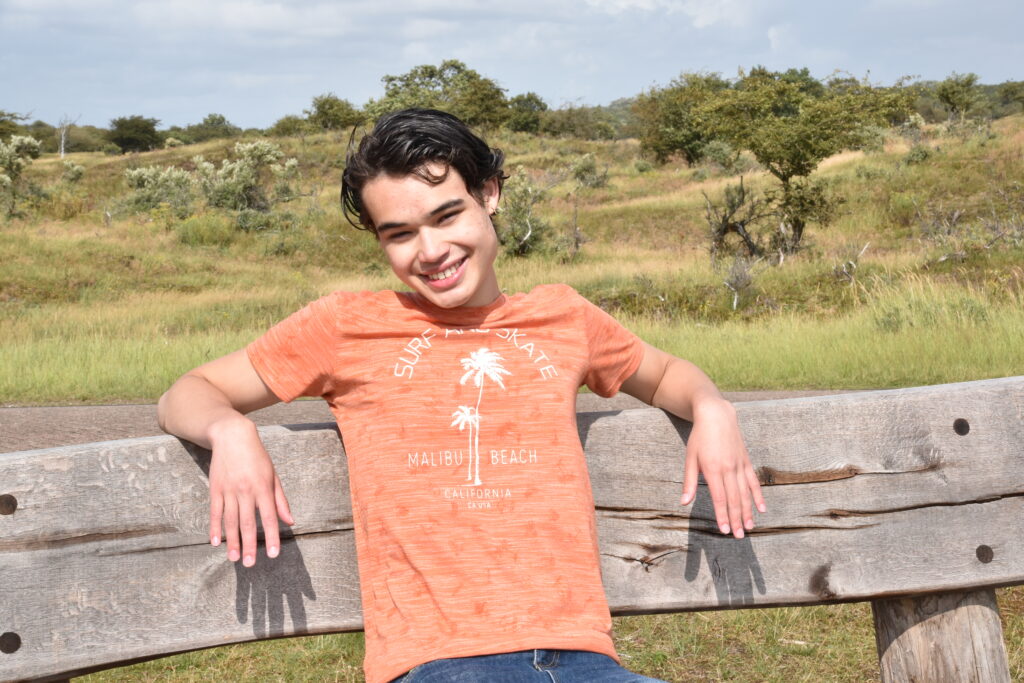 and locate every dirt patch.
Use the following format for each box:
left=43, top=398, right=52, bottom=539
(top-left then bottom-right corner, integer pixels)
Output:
left=0, top=390, right=862, bottom=454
